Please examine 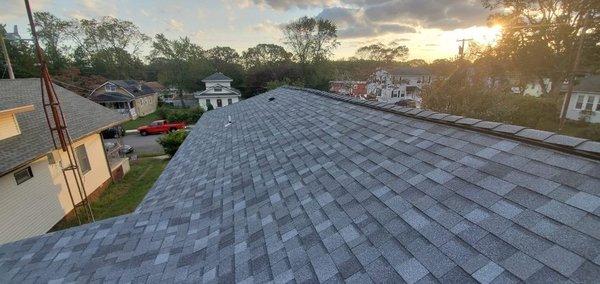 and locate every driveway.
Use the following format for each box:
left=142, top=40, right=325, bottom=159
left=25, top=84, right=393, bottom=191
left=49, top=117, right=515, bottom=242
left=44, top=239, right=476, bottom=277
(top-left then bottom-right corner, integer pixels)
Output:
left=106, top=133, right=164, bottom=156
